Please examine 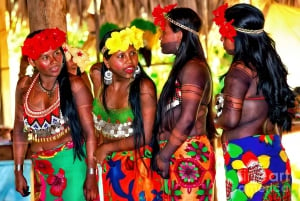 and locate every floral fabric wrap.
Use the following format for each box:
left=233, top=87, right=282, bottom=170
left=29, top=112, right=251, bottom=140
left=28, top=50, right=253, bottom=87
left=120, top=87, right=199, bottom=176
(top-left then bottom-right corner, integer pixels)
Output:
left=223, top=134, right=292, bottom=201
